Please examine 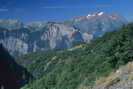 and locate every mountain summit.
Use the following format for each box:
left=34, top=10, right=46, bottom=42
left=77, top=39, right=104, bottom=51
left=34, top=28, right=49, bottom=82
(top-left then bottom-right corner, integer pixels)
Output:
left=64, top=12, right=127, bottom=38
